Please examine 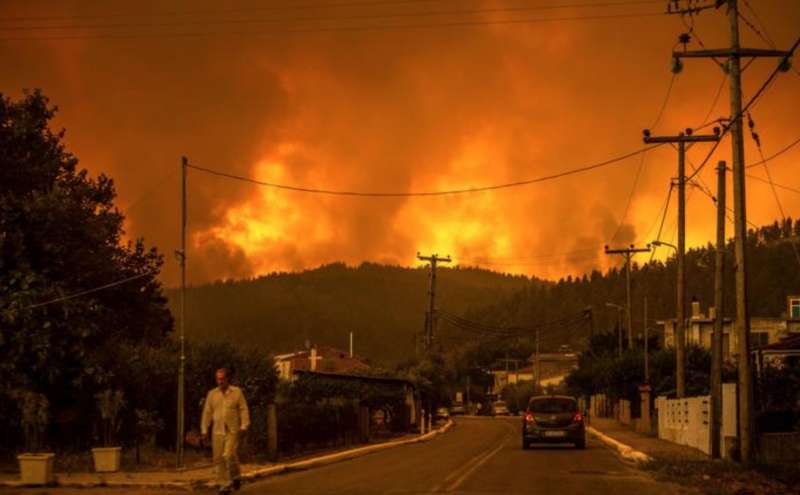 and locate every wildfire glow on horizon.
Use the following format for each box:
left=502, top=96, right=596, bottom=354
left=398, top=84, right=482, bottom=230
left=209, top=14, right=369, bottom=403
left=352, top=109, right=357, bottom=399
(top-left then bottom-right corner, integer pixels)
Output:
left=1, top=0, right=798, bottom=285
